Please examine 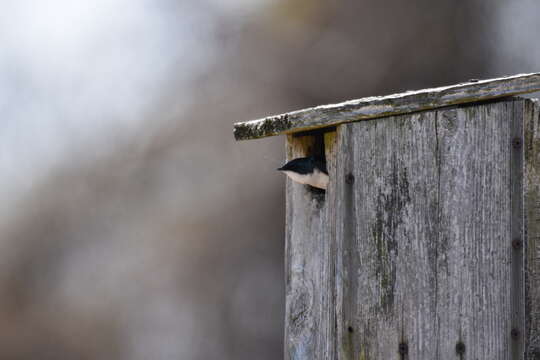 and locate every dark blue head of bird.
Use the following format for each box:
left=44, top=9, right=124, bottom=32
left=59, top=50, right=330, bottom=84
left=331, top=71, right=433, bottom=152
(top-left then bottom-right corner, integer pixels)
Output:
left=277, top=156, right=328, bottom=175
